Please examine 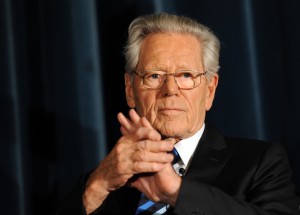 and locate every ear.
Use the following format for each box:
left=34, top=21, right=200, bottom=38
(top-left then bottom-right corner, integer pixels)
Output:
left=205, top=74, right=219, bottom=111
left=124, top=73, right=136, bottom=108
